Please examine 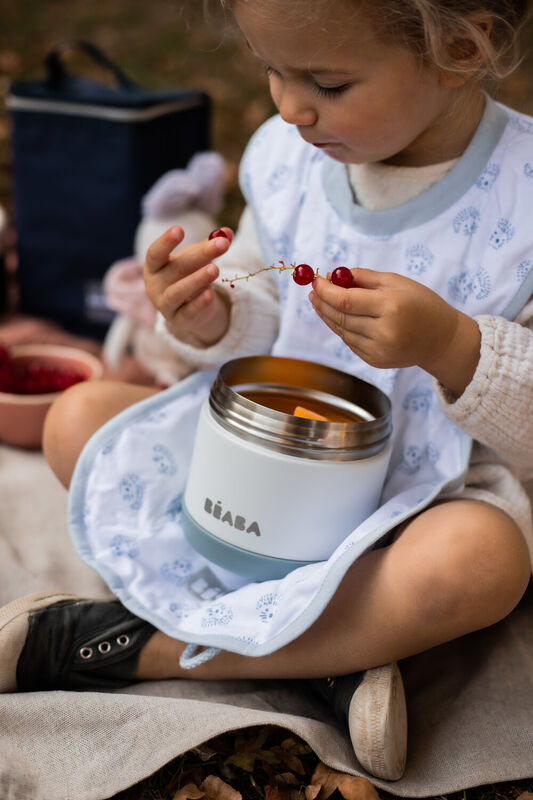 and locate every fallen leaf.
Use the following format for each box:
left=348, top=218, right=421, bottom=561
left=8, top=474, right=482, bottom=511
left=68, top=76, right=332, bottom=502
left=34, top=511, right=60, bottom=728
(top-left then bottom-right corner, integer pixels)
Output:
left=307, top=763, right=379, bottom=800
left=200, top=775, right=242, bottom=800
left=270, top=738, right=313, bottom=775
left=281, top=738, right=312, bottom=756
left=265, top=785, right=281, bottom=800
left=225, top=743, right=279, bottom=773
left=276, top=773, right=300, bottom=787
left=225, top=752, right=258, bottom=772
left=172, top=783, right=205, bottom=800
left=271, top=745, right=305, bottom=776
left=192, top=744, right=218, bottom=762
left=286, top=791, right=306, bottom=800
left=304, top=785, right=321, bottom=800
